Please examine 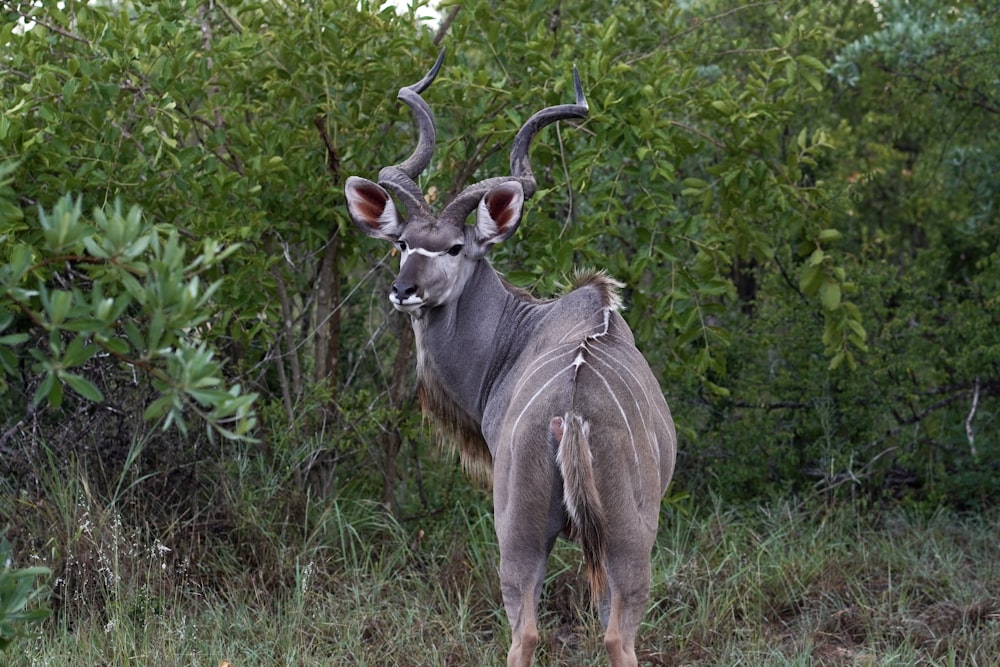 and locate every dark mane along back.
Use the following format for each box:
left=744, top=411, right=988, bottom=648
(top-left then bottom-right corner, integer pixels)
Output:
left=569, top=268, right=624, bottom=311
left=500, top=268, right=623, bottom=307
